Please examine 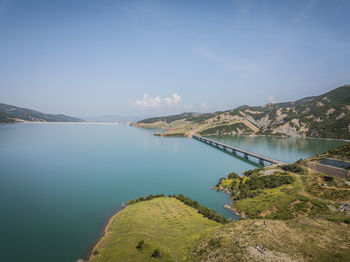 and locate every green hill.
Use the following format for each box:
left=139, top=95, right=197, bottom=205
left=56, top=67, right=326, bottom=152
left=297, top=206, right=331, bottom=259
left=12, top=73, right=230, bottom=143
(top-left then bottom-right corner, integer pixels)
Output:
left=0, top=103, right=83, bottom=123
left=134, top=85, right=350, bottom=139
left=89, top=197, right=221, bottom=262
